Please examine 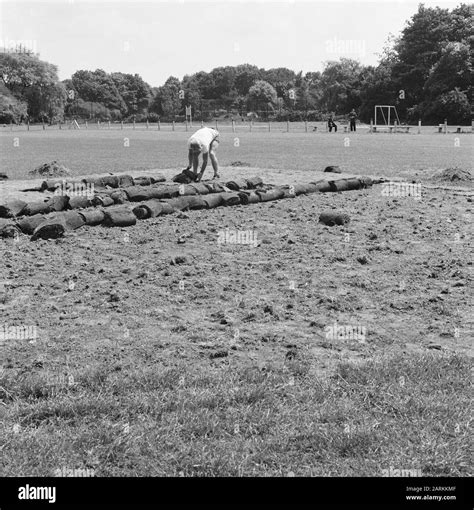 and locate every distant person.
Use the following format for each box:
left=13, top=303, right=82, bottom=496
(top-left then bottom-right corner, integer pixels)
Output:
left=349, top=109, right=357, bottom=132
left=328, top=115, right=337, bottom=133
left=184, top=126, right=220, bottom=182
